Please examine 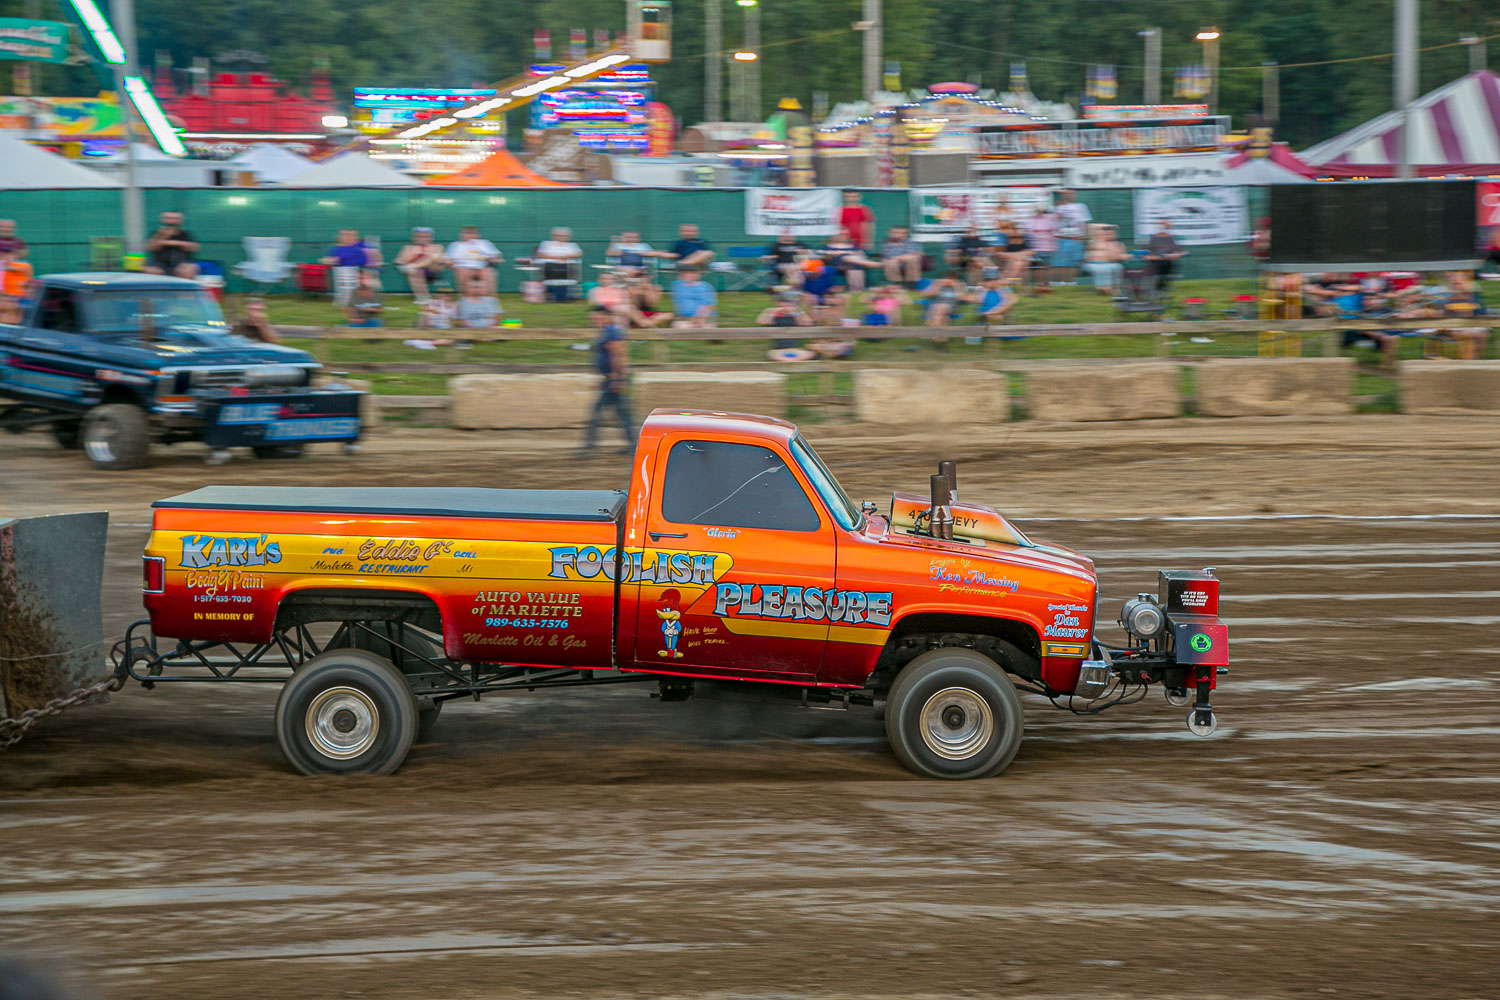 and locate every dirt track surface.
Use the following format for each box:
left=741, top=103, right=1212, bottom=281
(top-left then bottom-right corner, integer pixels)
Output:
left=2, top=415, right=1499, bottom=999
